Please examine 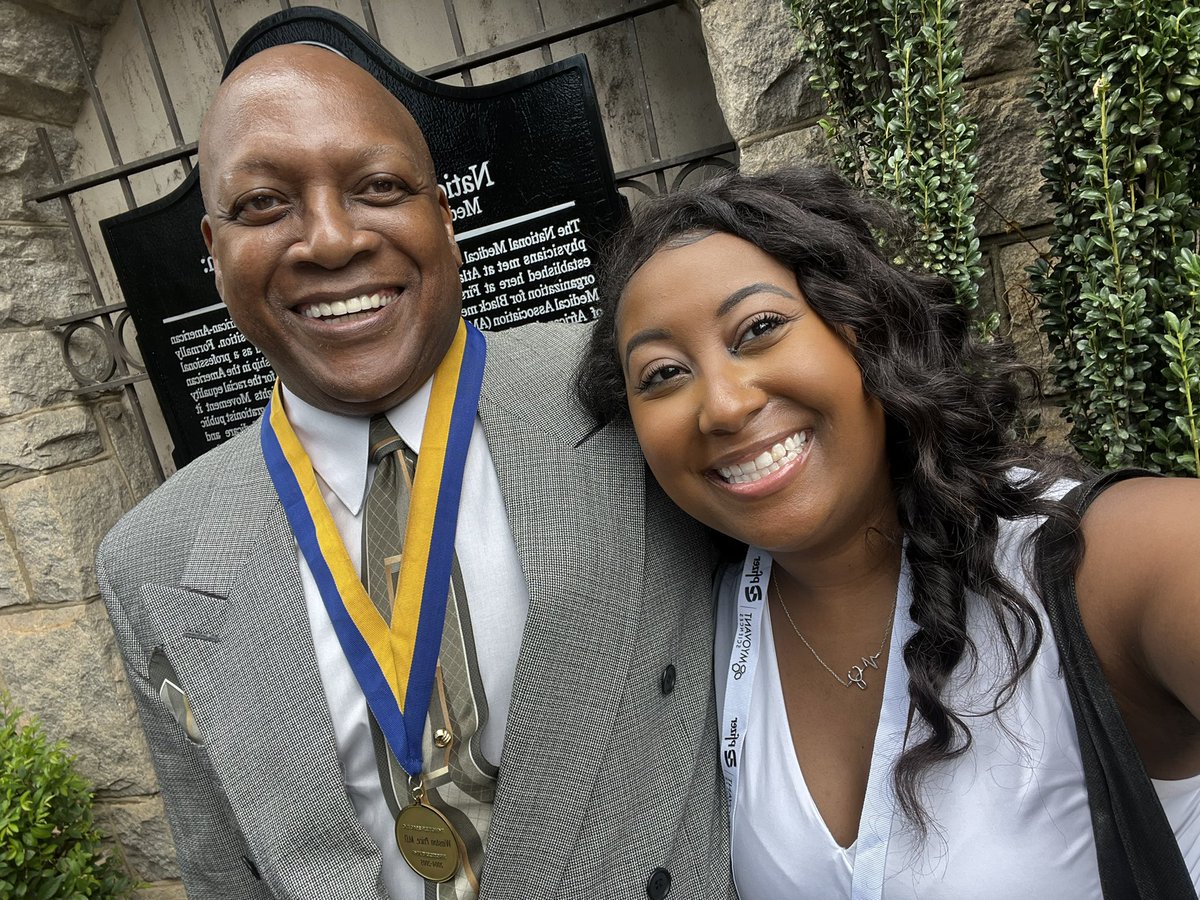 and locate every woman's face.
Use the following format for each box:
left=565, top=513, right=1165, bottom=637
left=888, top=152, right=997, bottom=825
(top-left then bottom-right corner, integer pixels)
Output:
left=616, top=232, right=895, bottom=560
